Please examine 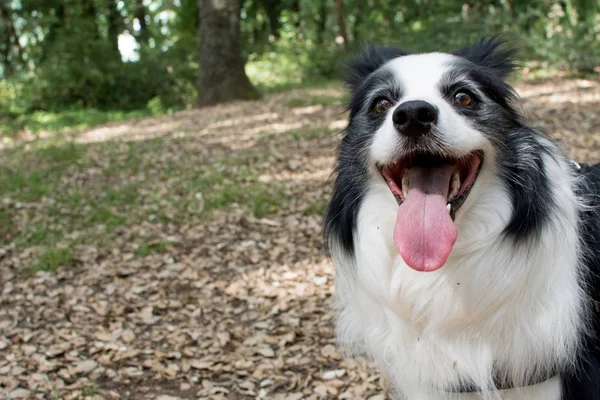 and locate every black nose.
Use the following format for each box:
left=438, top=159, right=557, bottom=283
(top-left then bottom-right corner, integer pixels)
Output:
left=392, top=100, right=438, bottom=138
